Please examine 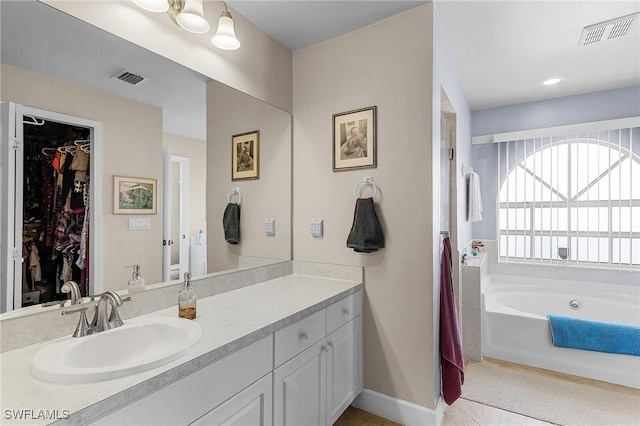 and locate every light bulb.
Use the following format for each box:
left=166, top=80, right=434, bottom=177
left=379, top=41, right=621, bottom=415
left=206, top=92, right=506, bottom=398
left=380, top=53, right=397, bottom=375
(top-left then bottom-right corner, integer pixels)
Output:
left=211, top=12, right=241, bottom=50
left=176, top=0, right=210, bottom=33
left=132, top=0, right=169, bottom=13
